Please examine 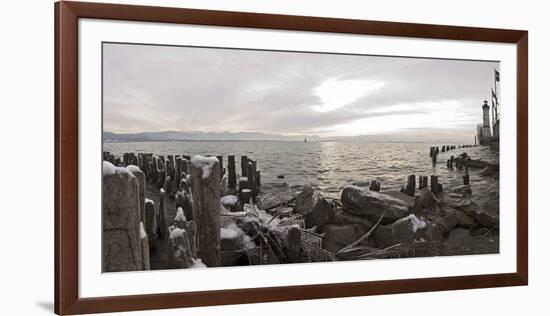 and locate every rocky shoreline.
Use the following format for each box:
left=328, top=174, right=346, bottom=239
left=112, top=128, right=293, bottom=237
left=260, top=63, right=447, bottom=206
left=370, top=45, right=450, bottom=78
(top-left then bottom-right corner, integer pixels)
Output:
left=101, top=148, right=499, bottom=272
